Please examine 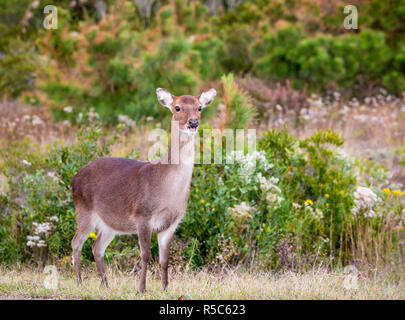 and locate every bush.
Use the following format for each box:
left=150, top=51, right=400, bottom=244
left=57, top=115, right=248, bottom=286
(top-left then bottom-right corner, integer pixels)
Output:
left=0, top=123, right=403, bottom=270
left=252, top=27, right=402, bottom=94
left=3, top=0, right=405, bottom=102
left=180, top=127, right=404, bottom=271
left=221, top=73, right=254, bottom=130
left=0, top=118, right=129, bottom=264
